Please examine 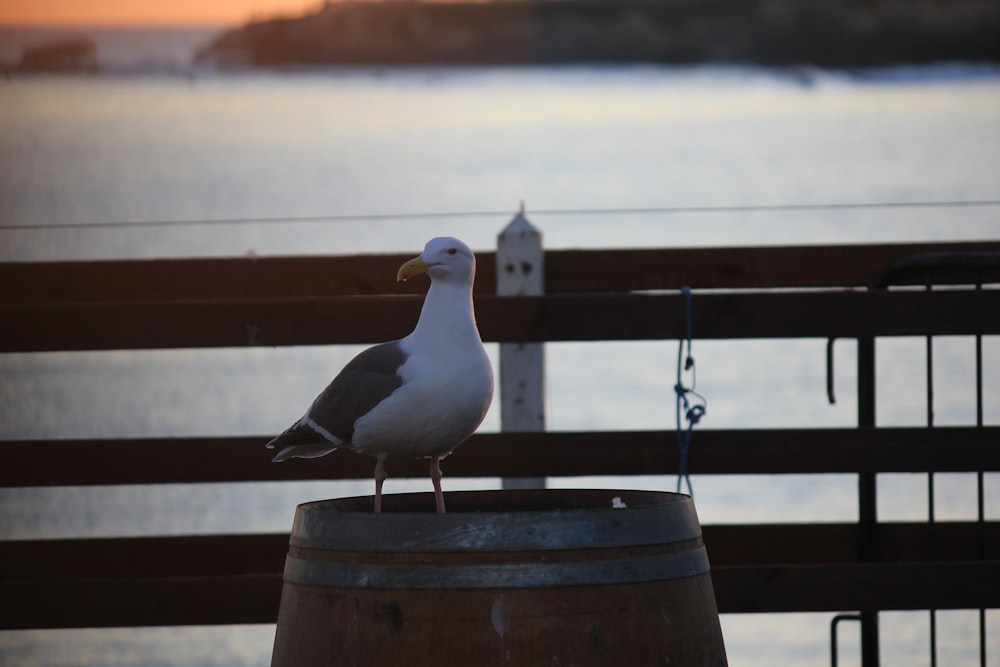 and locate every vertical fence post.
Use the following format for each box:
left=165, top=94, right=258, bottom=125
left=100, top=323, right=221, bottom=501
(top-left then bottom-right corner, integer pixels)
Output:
left=857, top=331, right=881, bottom=667
left=497, top=206, right=546, bottom=490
